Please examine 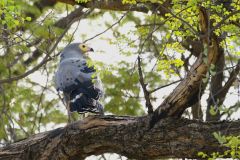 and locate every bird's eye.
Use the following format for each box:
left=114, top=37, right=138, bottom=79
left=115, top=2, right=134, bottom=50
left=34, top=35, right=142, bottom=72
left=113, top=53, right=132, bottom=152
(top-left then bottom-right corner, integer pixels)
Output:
left=82, top=45, right=86, bottom=48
